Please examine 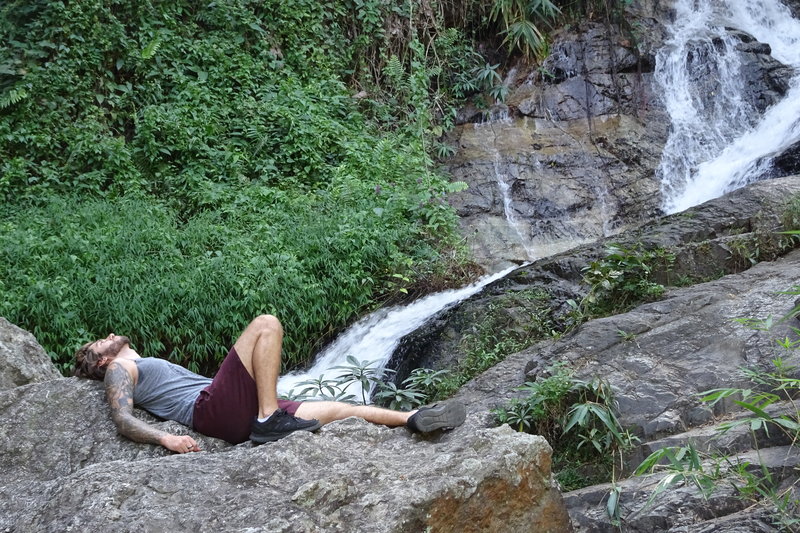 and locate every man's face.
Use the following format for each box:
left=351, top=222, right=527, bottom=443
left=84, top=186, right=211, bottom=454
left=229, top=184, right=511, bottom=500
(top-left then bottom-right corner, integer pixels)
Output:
left=91, top=333, right=131, bottom=360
